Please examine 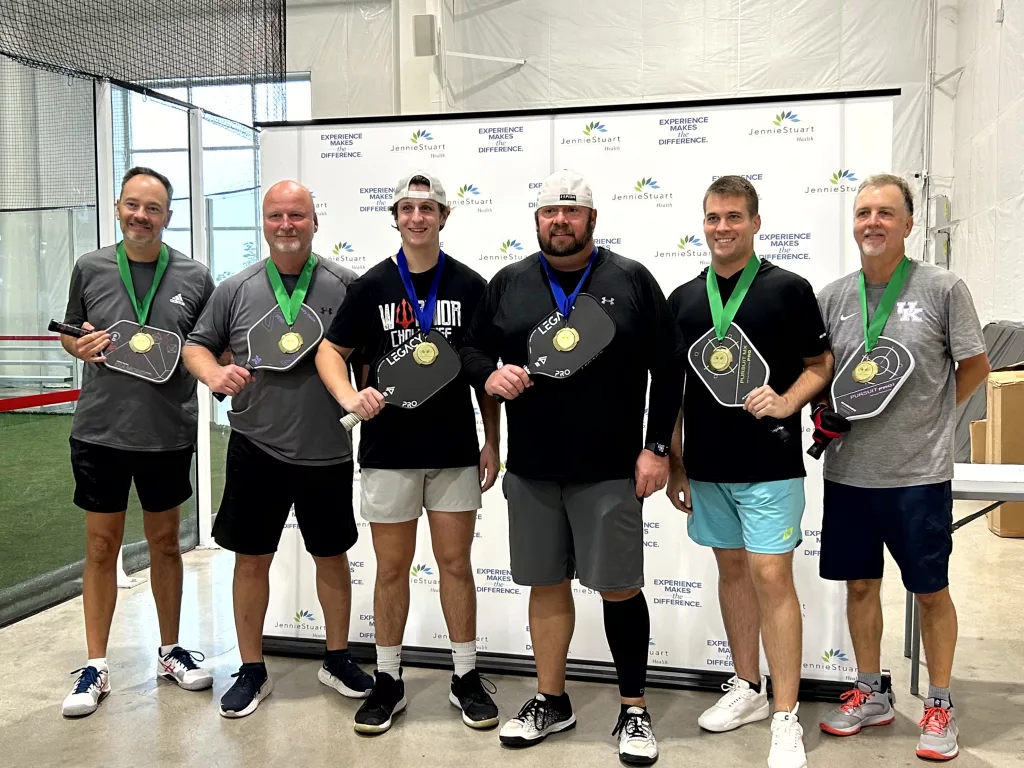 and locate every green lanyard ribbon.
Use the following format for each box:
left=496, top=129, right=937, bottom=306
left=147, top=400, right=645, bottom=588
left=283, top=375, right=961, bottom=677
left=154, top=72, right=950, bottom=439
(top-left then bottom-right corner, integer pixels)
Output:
left=858, top=256, right=910, bottom=353
left=707, top=254, right=760, bottom=340
left=116, top=242, right=169, bottom=326
left=265, top=253, right=317, bottom=326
